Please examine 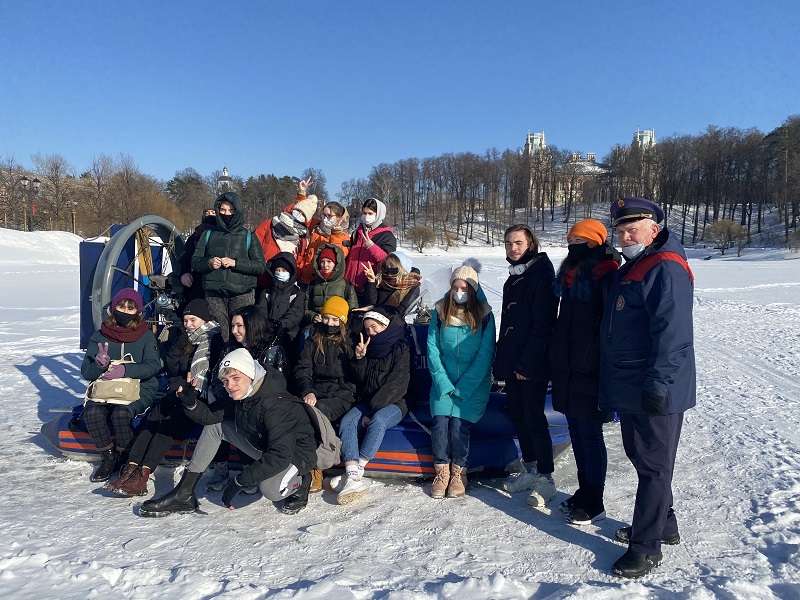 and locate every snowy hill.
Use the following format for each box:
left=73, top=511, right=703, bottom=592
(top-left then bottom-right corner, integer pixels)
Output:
left=1, top=228, right=799, bottom=599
